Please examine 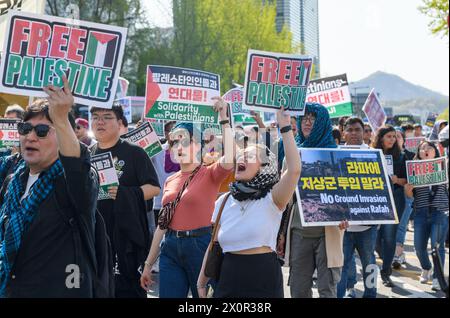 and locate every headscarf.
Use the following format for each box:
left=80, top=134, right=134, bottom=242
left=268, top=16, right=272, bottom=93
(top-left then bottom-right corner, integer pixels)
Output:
left=295, top=103, right=337, bottom=148
left=170, top=122, right=203, bottom=145
left=429, top=120, right=448, bottom=141
left=229, top=145, right=280, bottom=202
